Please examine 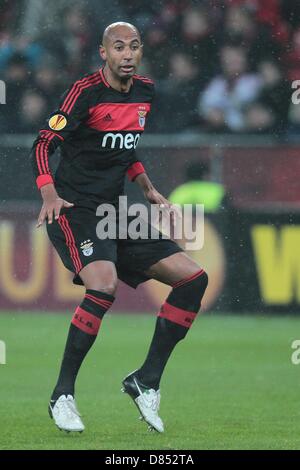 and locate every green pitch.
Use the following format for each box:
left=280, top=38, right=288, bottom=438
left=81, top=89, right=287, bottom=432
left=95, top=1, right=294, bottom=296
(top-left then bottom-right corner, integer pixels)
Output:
left=0, top=312, right=300, bottom=450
